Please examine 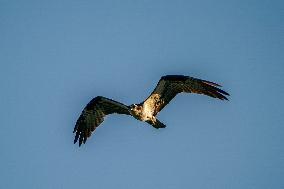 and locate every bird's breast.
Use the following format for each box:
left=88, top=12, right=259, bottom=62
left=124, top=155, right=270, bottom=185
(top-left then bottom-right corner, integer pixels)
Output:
left=142, top=104, right=154, bottom=120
